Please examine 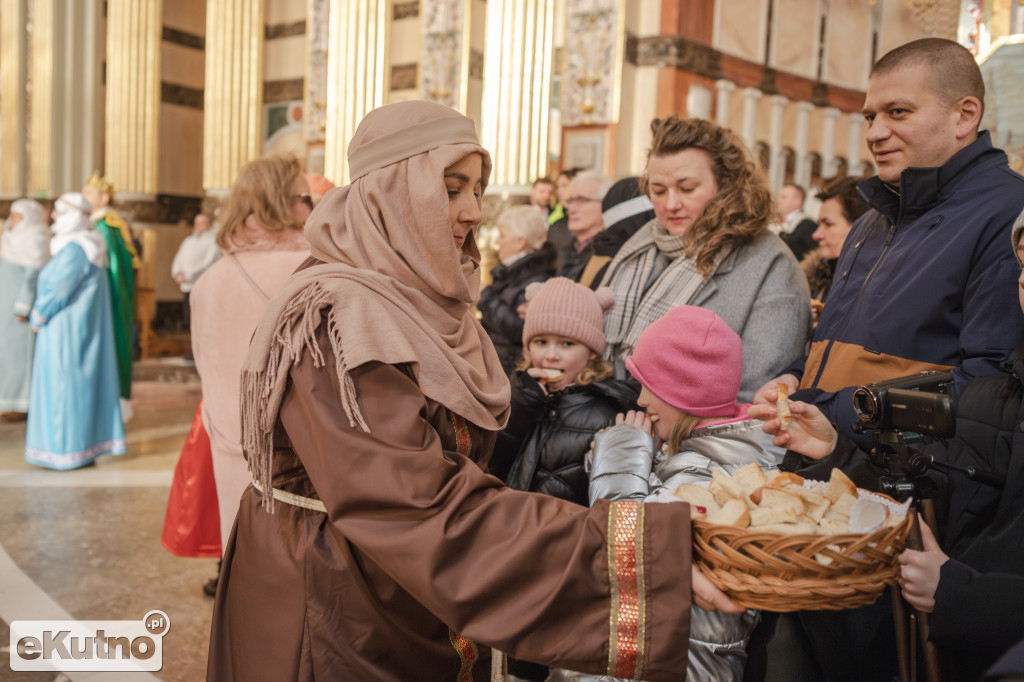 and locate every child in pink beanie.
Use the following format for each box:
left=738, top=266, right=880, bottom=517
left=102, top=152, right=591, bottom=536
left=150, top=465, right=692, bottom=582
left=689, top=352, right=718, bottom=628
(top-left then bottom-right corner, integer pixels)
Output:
left=487, top=276, right=640, bottom=682
left=489, top=277, right=638, bottom=504
left=585, top=304, right=786, bottom=682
